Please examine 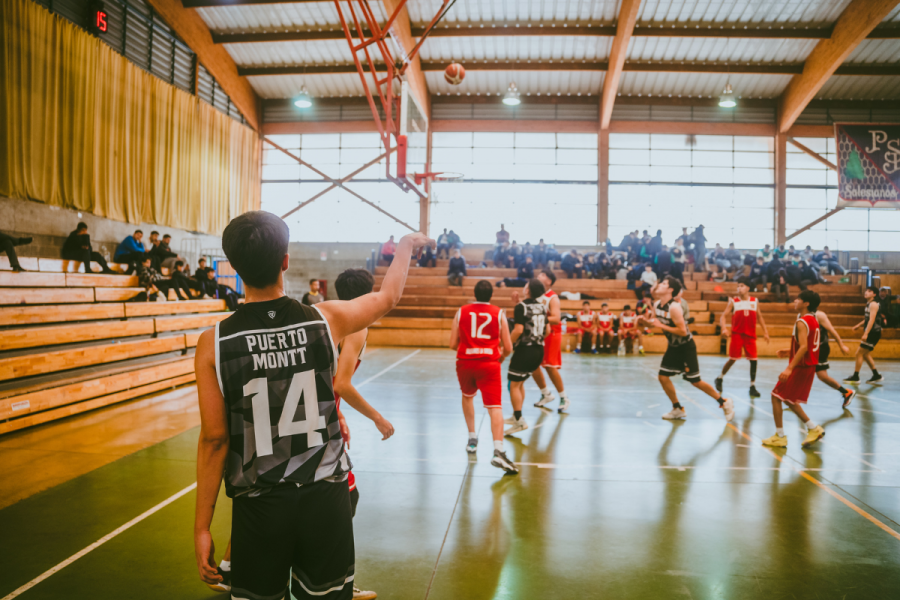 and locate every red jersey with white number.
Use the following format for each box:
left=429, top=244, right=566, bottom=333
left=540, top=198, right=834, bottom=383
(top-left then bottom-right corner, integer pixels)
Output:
left=791, top=313, right=820, bottom=367
left=539, top=290, right=561, bottom=334
left=457, top=302, right=503, bottom=361
left=597, top=312, right=614, bottom=331
left=731, top=296, right=759, bottom=337
left=620, top=313, right=636, bottom=330
left=578, top=310, right=595, bottom=328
